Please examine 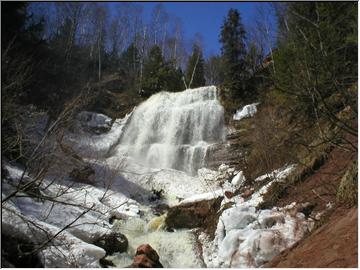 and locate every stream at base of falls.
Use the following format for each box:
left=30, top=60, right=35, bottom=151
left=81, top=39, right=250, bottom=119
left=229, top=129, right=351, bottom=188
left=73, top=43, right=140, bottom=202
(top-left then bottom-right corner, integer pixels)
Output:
left=108, top=210, right=205, bottom=268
